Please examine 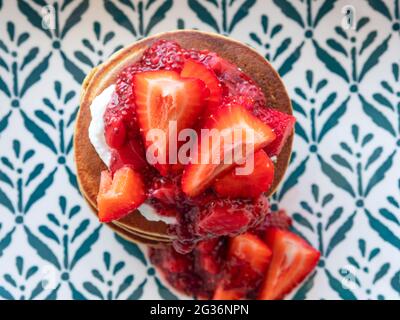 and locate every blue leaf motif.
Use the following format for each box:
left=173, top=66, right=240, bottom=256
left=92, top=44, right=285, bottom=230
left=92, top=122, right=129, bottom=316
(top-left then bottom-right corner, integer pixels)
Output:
left=391, top=271, right=400, bottom=294
left=373, top=263, right=390, bottom=284
left=70, top=225, right=101, bottom=269
left=273, top=0, right=304, bottom=27
left=60, top=51, right=86, bottom=84
left=25, top=163, right=44, bottom=186
left=325, top=270, right=357, bottom=300
left=20, top=110, right=58, bottom=154
left=145, top=0, right=173, bottom=36
left=326, top=211, right=356, bottom=257
left=104, top=0, right=137, bottom=36
left=0, top=228, right=15, bottom=256
left=228, top=0, right=256, bottom=33
left=318, top=96, right=348, bottom=142
left=188, top=0, right=220, bottom=32
left=116, top=275, right=134, bottom=298
left=115, top=233, right=147, bottom=265
left=24, top=168, right=57, bottom=213
left=313, top=0, right=337, bottom=27
left=69, top=283, right=87, bottom=300
left=83, top=282, right=104, bottom=299
left=364, top=151, right=395, bottom=197
left=0, top=188, right=15, bottom=213
left=367, top=0, right=392, bottom=20
left=17, top=0, right=52, bottom=38
left=128, top=279, right=147, bottom=300
left=155, top=277, right=178, bottom=300
left=278, top=42, right=304, bottom=77
left=20, top=53, right=52, bottom=97
left=366, top=209, right=400, bottom=250
left=61, top=0, right=89, bottom=39
left=313, top=40, right=349, bottom=82
left=278, top=156, right=309, bottom=201
left=0, top=286, right=14, bottom=300
left=25, top=226, right=61, bottom=269
left=71, top=219, right=90, bottom=242
left=292, top=271, right=317, bottom=300
left=358, top=35, right=391, bottom=81
left=359, top=95, right=396, bottom=136
left=318, top=156, right=355, bottom=197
